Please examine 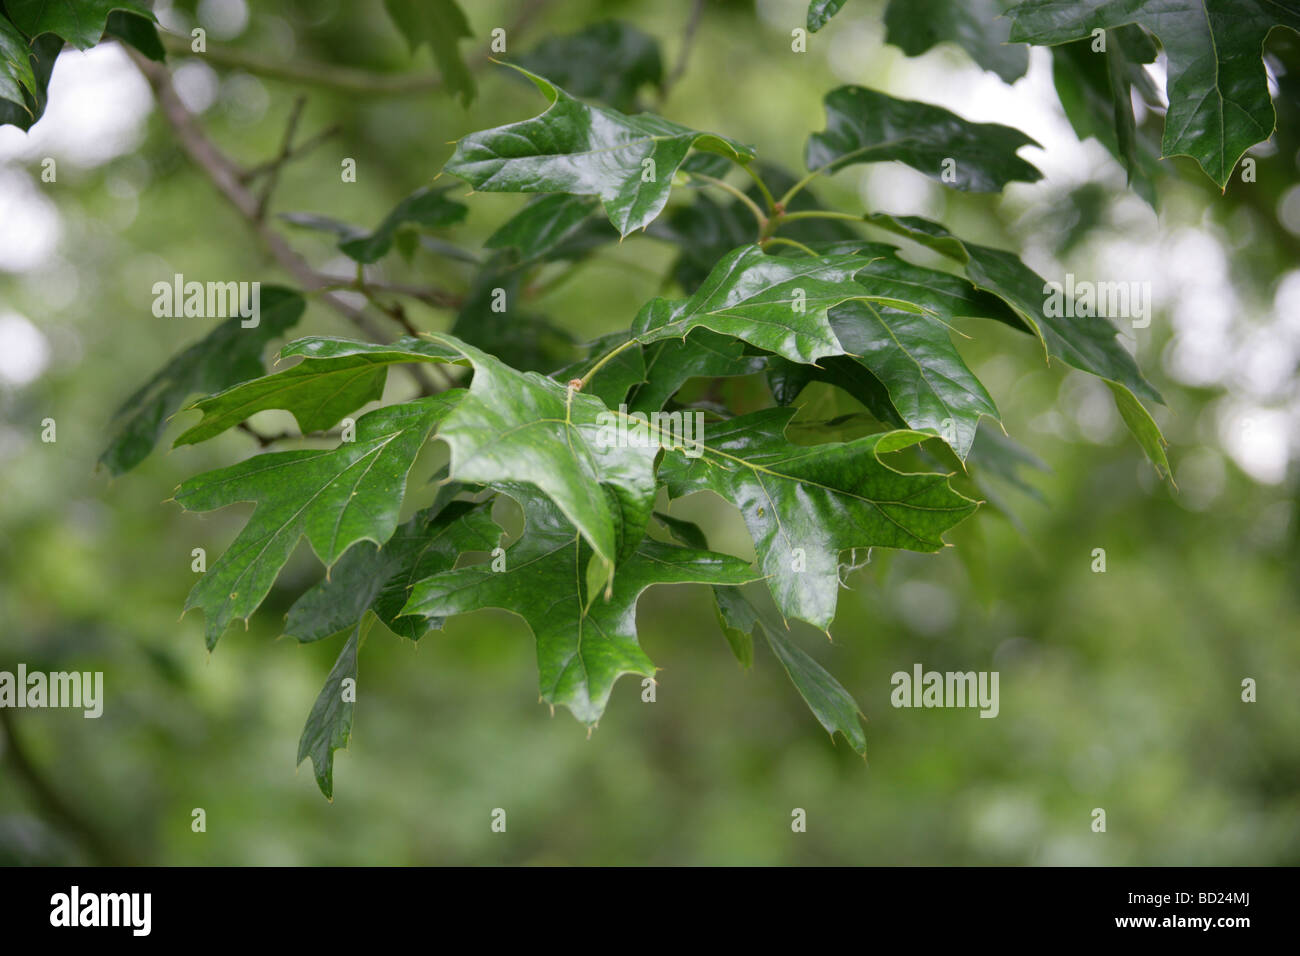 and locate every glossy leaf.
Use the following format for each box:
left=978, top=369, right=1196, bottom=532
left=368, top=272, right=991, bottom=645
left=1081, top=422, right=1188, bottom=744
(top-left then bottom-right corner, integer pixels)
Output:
left=403, top=488, right=759, bottom=725
left=443, top=66, right=755, bottom=236
left=632, top=244, right=927, bottom=365
left=807, top=0, right=850, bottom=32
left=0, top=15, right=37, bottom=108
left=884, top=0, right=1028, bottom=83
left=100, top=288, right=305, bottom=474
left=383, top=0, right=474, bottom=106
left=629, top=329, right=767, bottom=414
left=285, top=498, right=500, bottom=642
left=175, top=395, right=456, bottom=649
left=805, top=86, right=1042, bottom=191
left=6, top=0, right=152, bottom=47
left=1008, top=0, right=1300, bottom=187
left=515, top=20, right=663, bottom=112
left=297, top=626, right=359, bottom=800
left=659, top=408, right=978, bottom=629
left=0, top=33, right=59, bottom=131
left=552, top=332, right=646, bottom=408
left=173, top=335, right=461, bottom=447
